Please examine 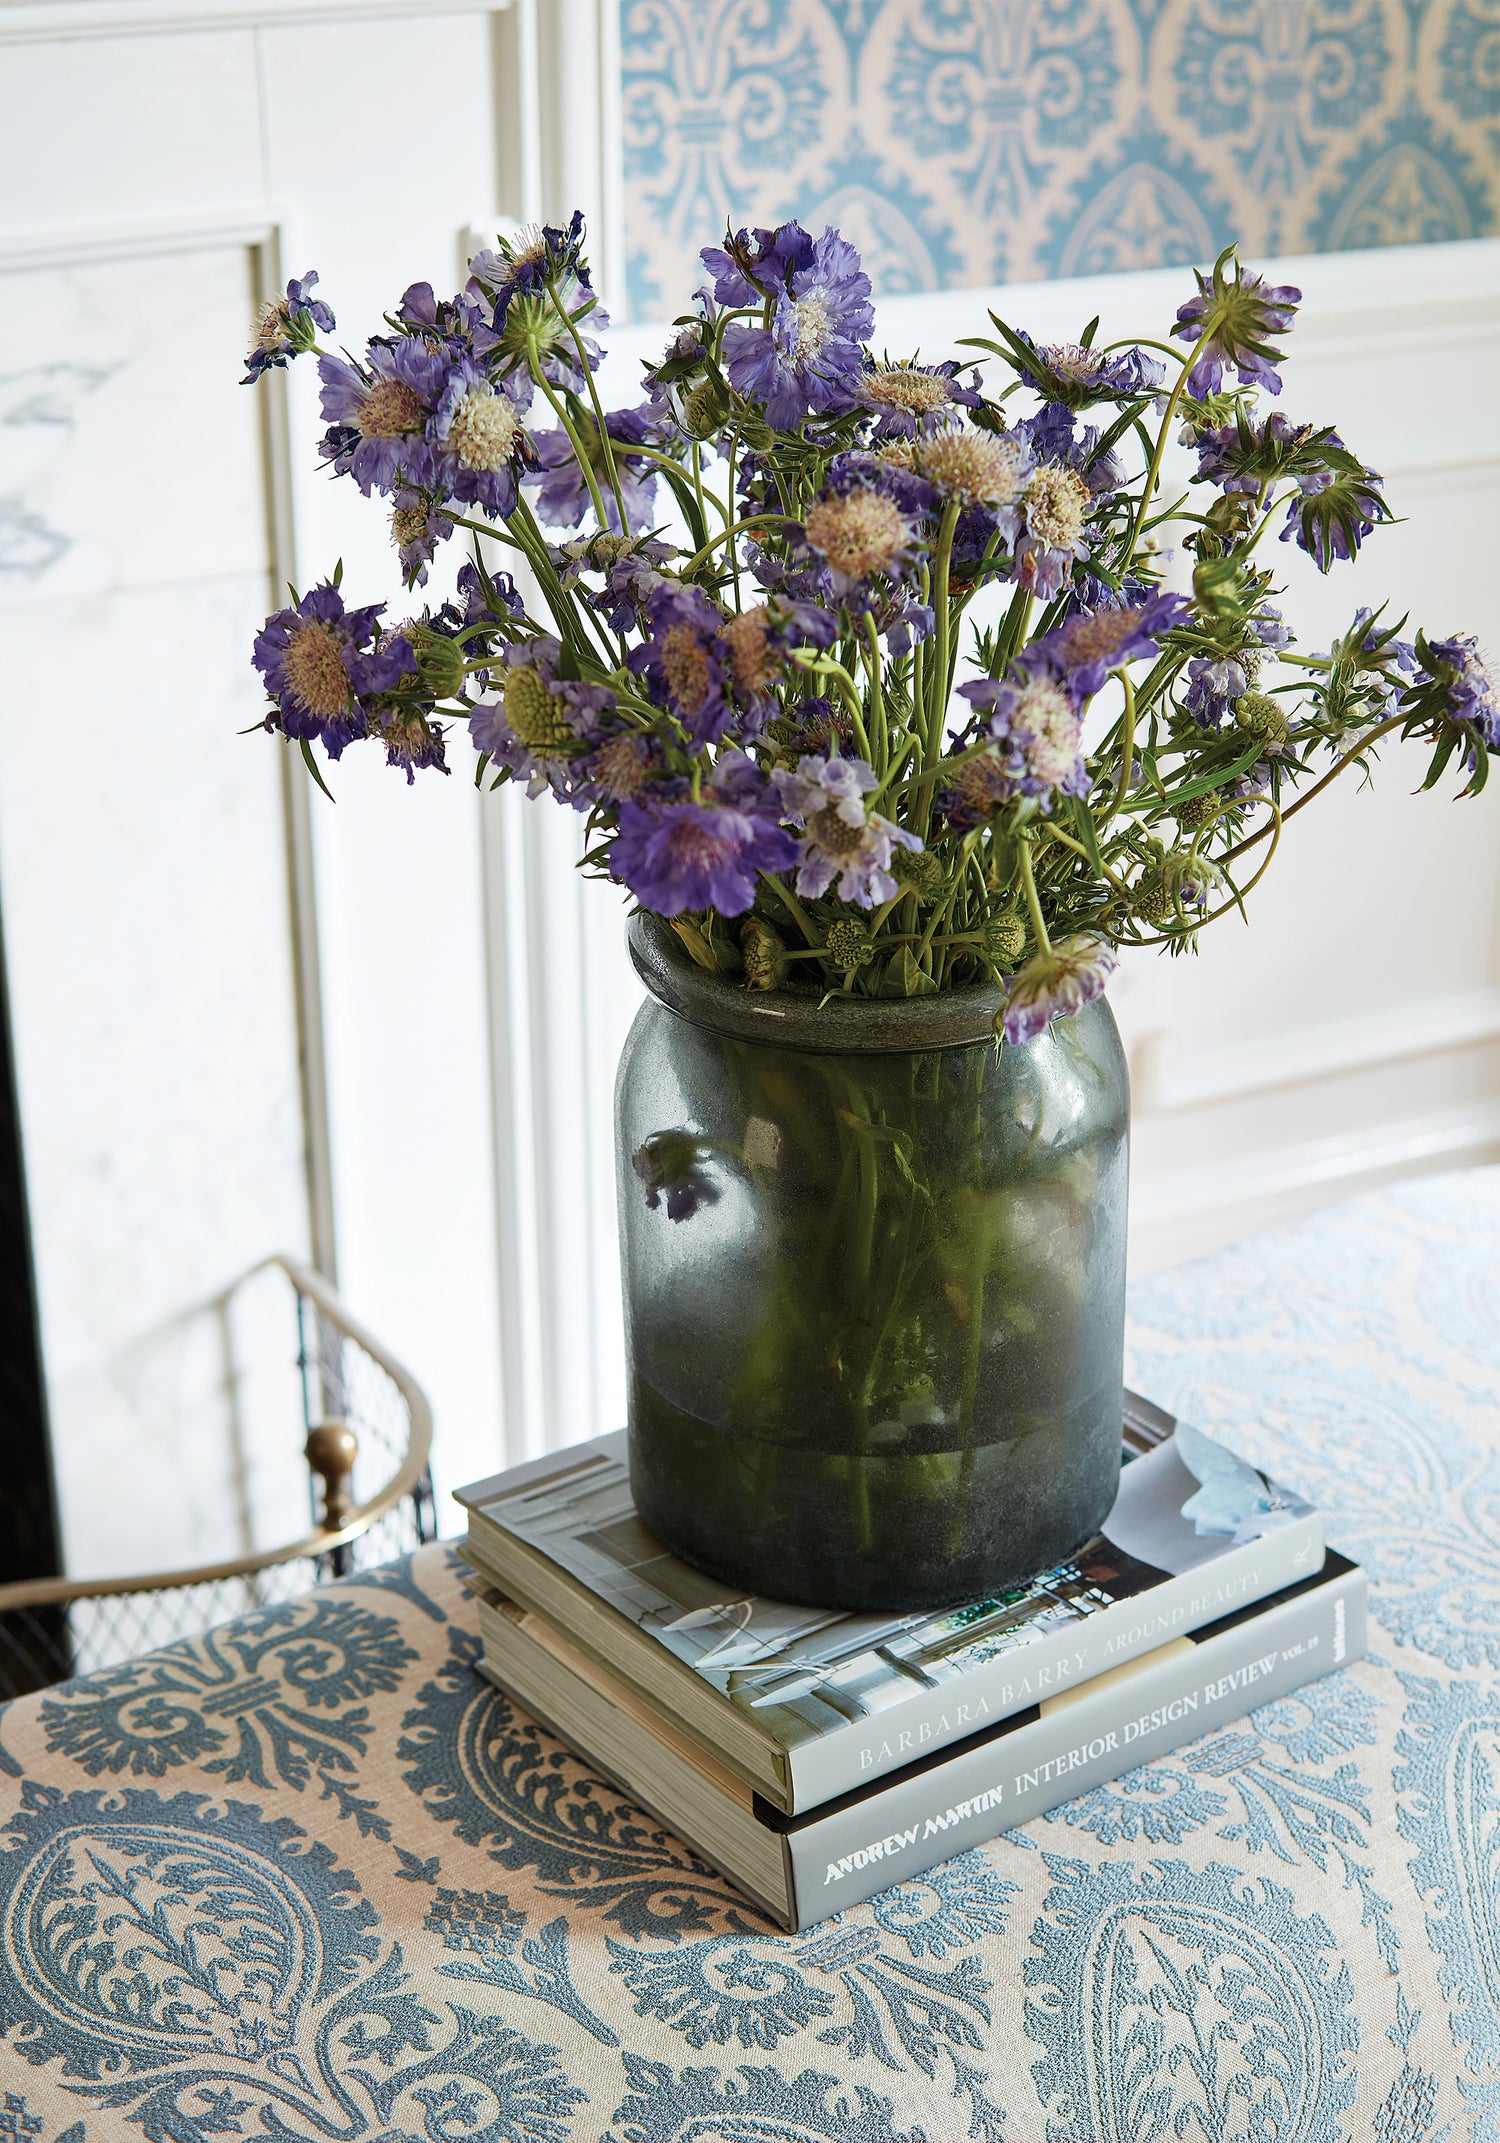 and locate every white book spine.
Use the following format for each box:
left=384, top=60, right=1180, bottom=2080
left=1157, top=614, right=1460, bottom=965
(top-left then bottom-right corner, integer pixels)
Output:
left=784, top=1558, right=1363, bottom=1929
left=789, top=1509, right=1325, bottom=1808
